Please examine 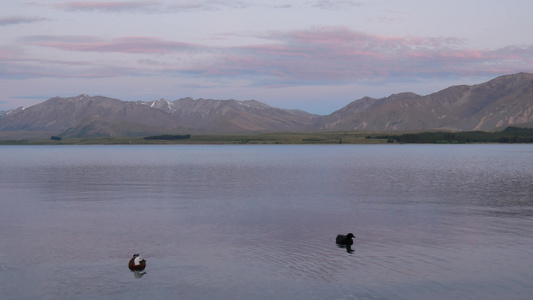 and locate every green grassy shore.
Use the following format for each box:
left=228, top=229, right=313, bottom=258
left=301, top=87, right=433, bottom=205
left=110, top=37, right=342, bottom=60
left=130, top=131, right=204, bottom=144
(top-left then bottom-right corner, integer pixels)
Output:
left=1, top=127, right=532, bottom=145
left=0, top=132, right=384, bottom=145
